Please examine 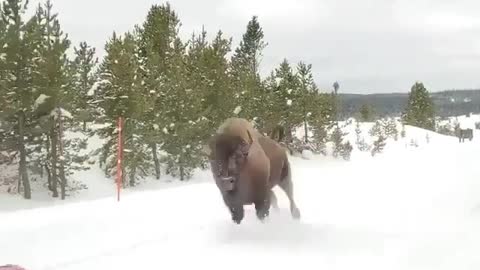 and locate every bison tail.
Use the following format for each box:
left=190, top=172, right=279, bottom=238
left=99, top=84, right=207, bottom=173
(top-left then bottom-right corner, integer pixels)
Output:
left=280, top=159, right=291, bottom=183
